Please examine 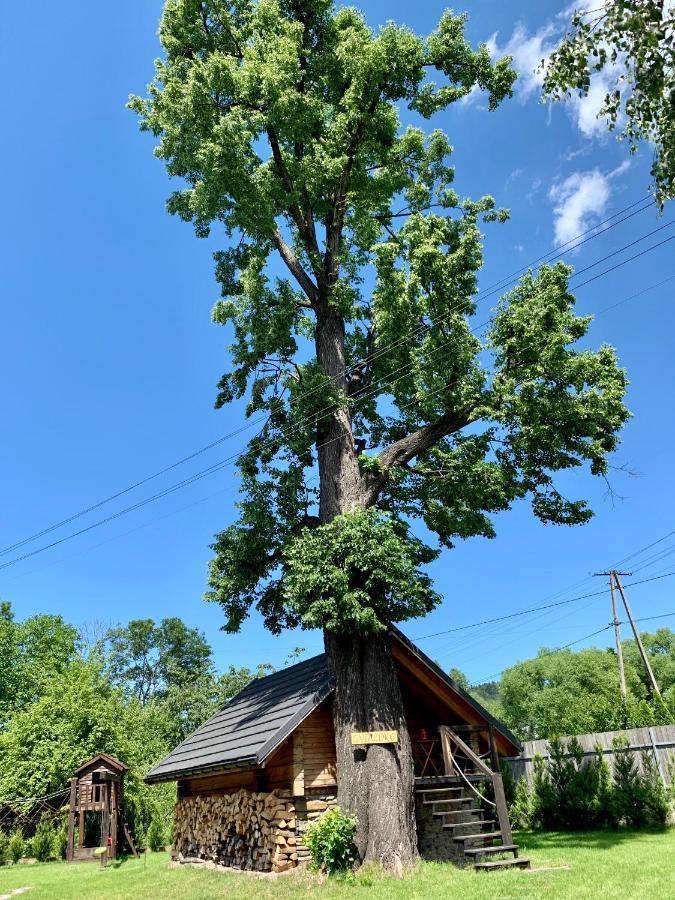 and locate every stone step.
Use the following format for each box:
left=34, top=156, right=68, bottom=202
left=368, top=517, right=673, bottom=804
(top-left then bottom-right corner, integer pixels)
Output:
left=463, top=844, right=519, bottom=858
left=444, top=819, right=497, bottom=831
left=423, top=797, right=472, bottom=806
left=453, top=831, right=503, bottom=843
left=474, top=857, right=531, bottom=871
